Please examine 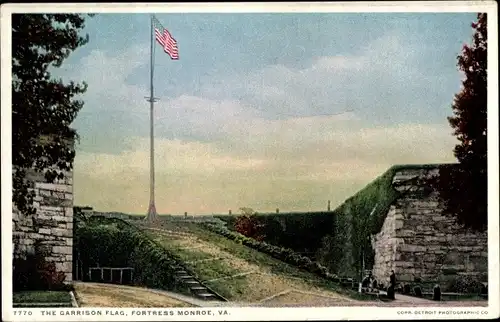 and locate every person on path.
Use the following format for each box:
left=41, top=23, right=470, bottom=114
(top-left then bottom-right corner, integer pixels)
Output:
left=388, top=270, right=396, bottom=300
left=390, top=270, right=396, bottom=287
